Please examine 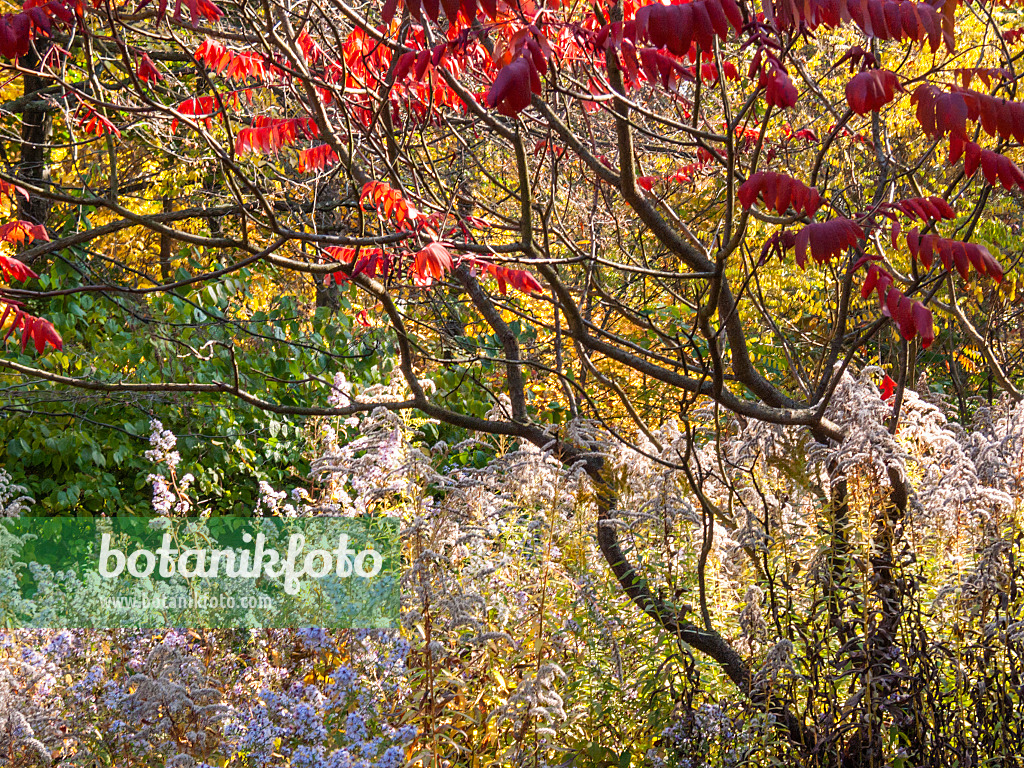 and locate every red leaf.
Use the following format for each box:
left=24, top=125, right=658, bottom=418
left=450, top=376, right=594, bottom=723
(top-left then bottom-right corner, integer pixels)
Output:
left=737, top=172, right=820, bottom=216
left=845, top=69, right=900, bottom=114
left=912, top=85, right=968, bottom=139
left=877, top=281, right=929, bottom=346
left=792, top=218, right=864, bottom=268
left=0, top=220, right=47, bottom=245
left=507, top=268, right=543, bottom=294
left=0, top=303, right=62, bottom=354
left=638, top=48, right=693, bottom=93
left=957, top=141, right=1024, bottom=192
left=137, top=52, right=162, bottom=83
left=905, top=229, right=1003, bottom=283
left=470, top=258, right=544, bottom=295
left=0, top=254, right=36, bottom=282
left=172, top=0, right=222, bottom=26
left=25, top=7, right=50, bottom=36
left=891, top=196, right=956, bottom=221
left=955, top=66, right=1011, bottom=89
left=412, top=242, right=455, bottom=287
left=879, top=374, right=897, bottom=400
left=912, top=302, right=935, bottom=348
left=359, top=181, right=418, bottom=227
left=861, top=264, right=889, bottom=299
left=761, top=65, right=798, bottom=108
left=1005, top=26, right=1024, bottom=44
left=0, top=180, right=29, bottom=202
left=325, top=251, right=390, bottom=285
left=770, top=0, right=950, bottom=50
left=485, top=57, right=534, bottom=116
left=635, top=0, right=741, bottom=53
